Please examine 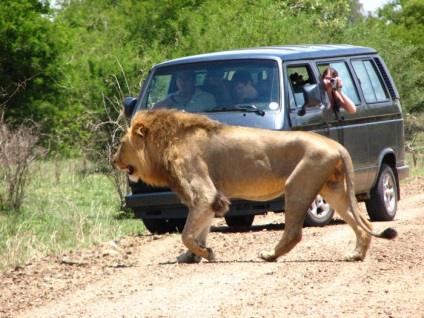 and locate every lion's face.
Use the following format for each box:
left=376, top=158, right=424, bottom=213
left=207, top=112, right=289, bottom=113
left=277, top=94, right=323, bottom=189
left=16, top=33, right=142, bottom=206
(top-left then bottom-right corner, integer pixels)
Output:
left=113, top=133, right=145, bottom=183
left=113, top=112, right=175, bottom=187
